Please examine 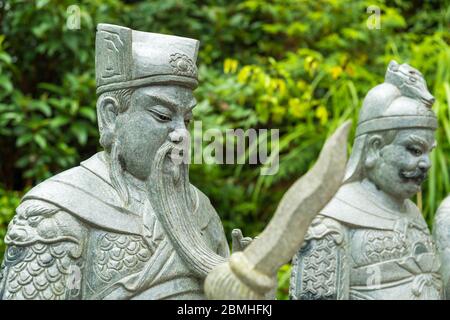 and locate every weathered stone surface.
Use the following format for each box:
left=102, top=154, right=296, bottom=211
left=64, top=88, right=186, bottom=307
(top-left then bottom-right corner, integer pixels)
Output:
left=290, top=61, right=443, bottom=300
